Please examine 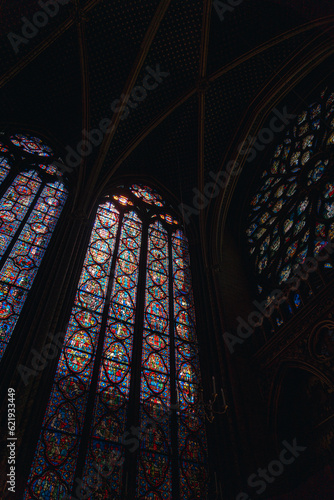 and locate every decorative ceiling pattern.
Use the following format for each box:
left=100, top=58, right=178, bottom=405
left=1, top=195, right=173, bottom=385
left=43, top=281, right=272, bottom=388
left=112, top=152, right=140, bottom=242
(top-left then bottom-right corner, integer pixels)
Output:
left=87, top=0, right=162, bottom=131
left=119, top=94, right=199, bottom=204
left=1, top=26, right=82, bottom=147
left=0, top=0, right=333, bottom=210
left=203, top=28, right=318, bottom=179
